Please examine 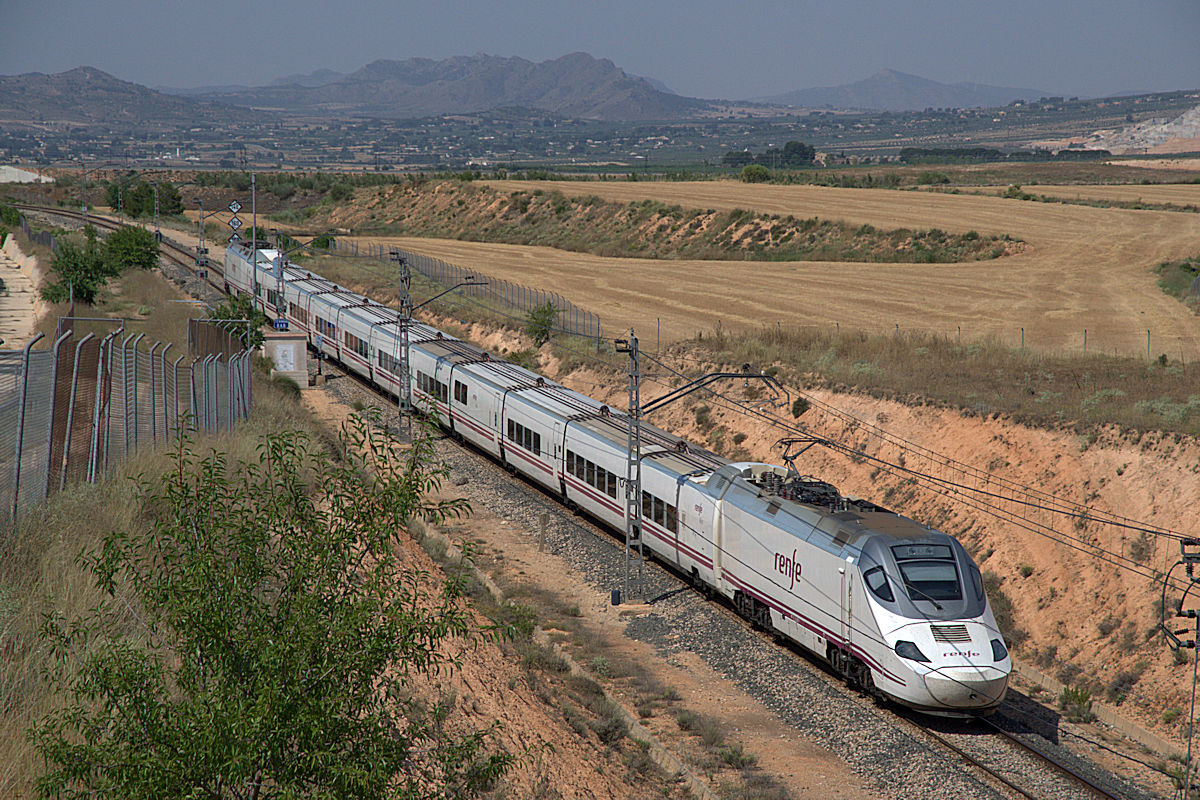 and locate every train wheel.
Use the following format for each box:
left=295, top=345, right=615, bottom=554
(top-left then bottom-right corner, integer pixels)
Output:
left=691, top=568, right=711, bottom=599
